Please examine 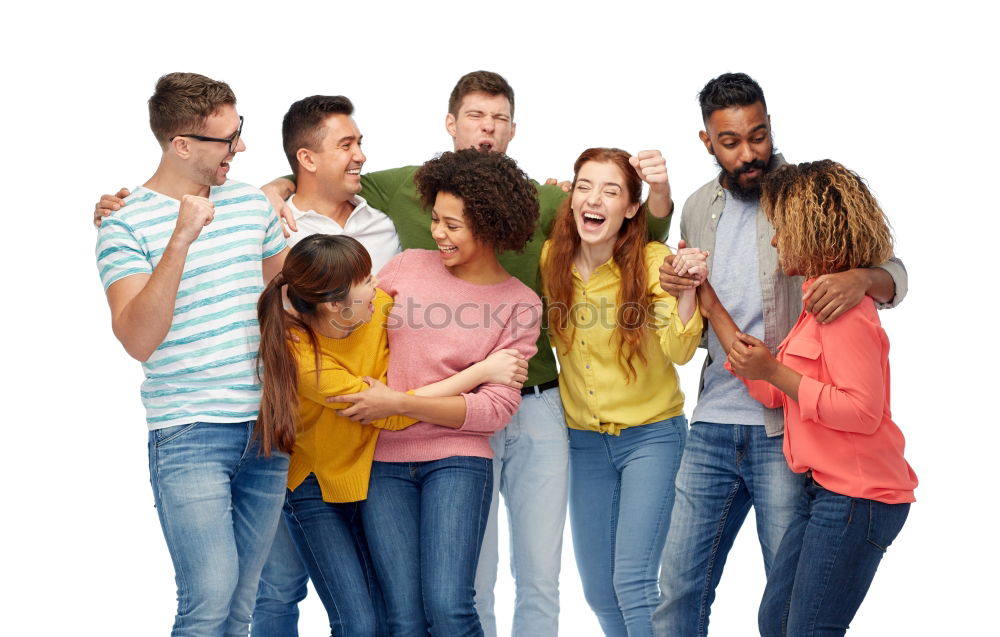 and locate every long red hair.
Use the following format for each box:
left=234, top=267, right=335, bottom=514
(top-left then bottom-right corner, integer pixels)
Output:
left=542, top=148, right=651, bottom=381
